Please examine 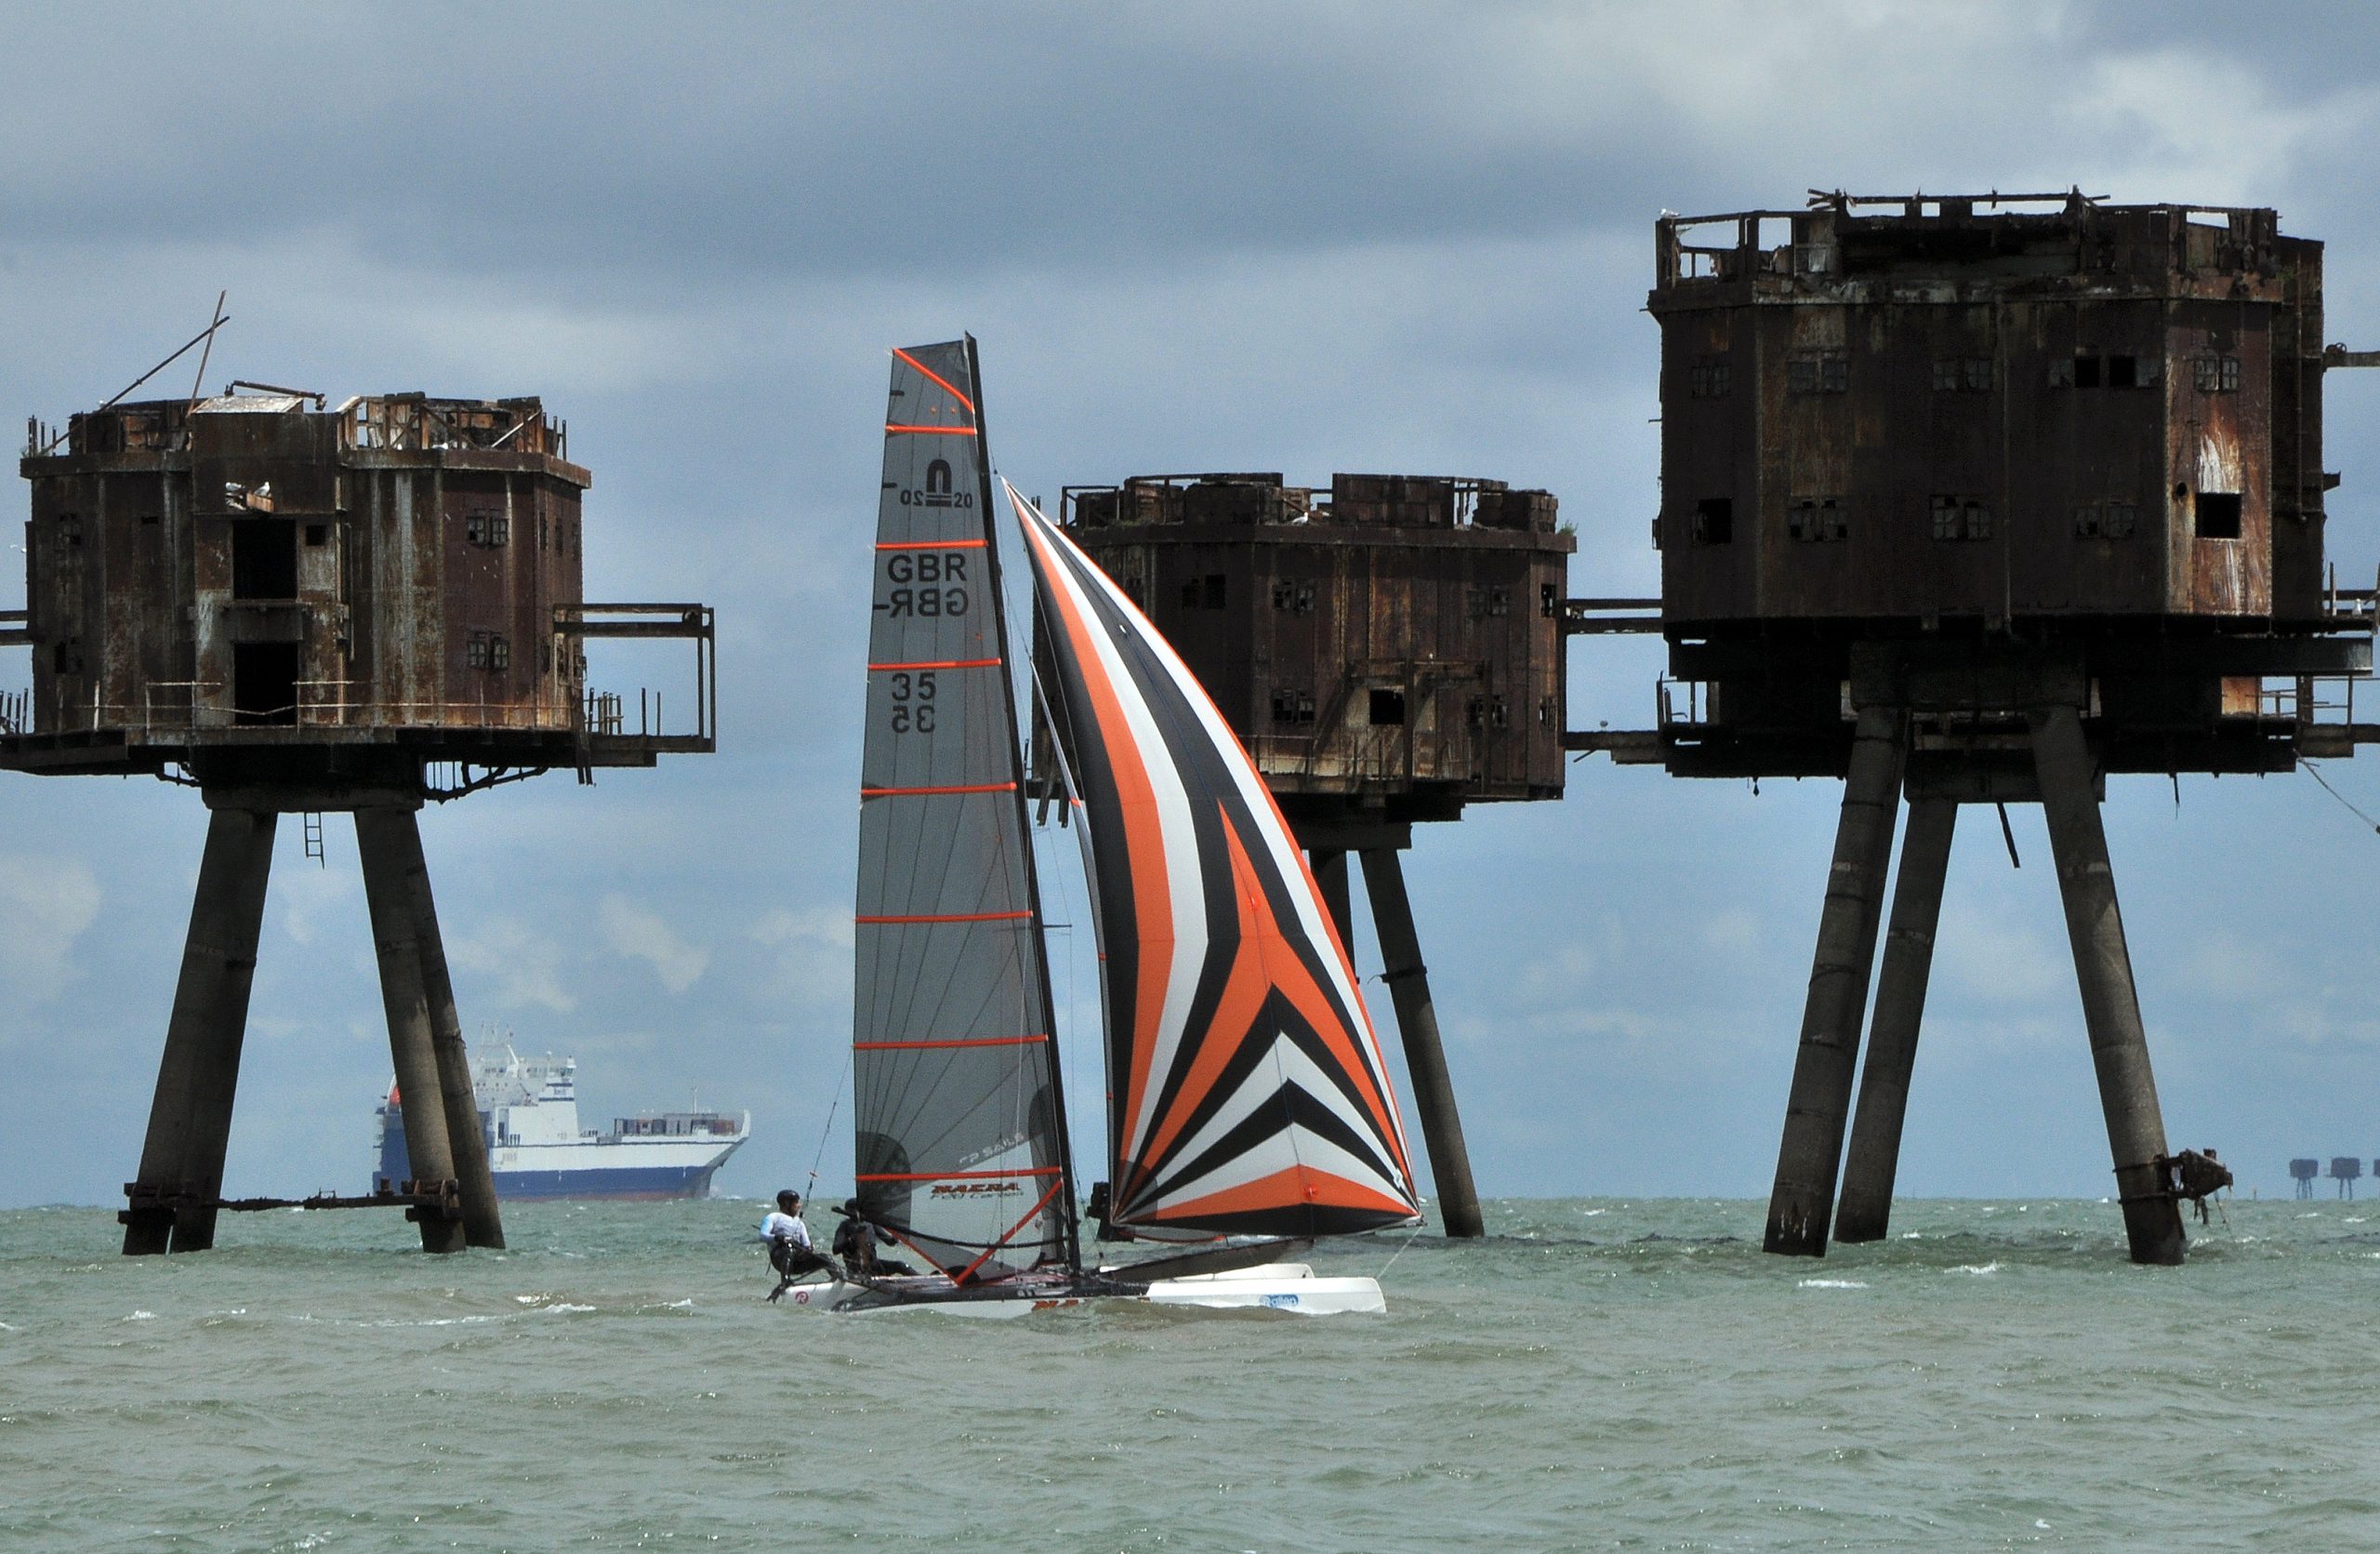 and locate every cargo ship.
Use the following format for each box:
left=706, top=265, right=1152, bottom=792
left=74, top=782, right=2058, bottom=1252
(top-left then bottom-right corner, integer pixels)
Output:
left=376, top=1046, right=749, bottom=1202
